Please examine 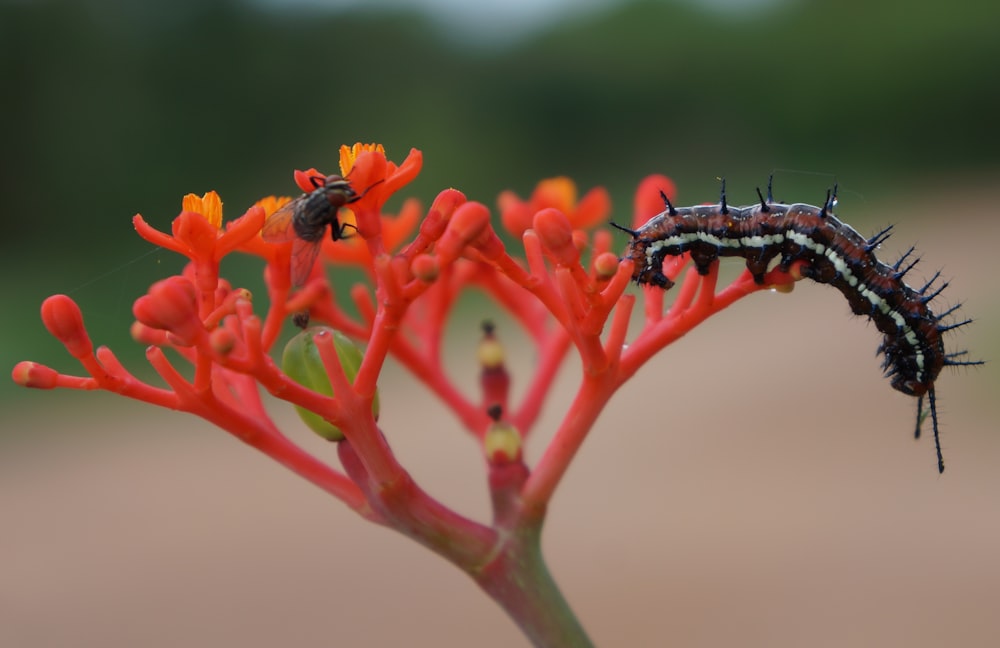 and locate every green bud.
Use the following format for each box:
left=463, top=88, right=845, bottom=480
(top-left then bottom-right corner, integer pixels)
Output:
left=281, top=326, right=379, bottom=441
